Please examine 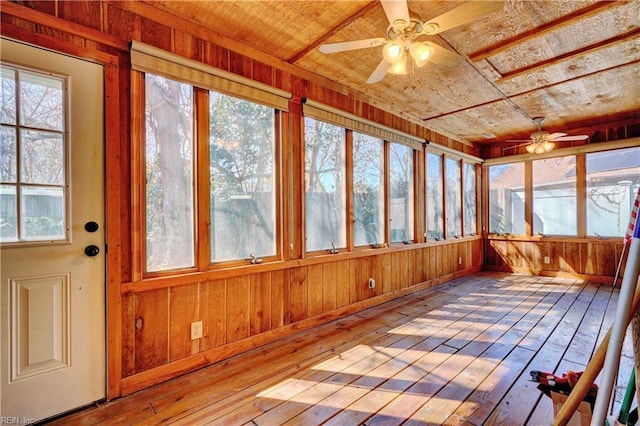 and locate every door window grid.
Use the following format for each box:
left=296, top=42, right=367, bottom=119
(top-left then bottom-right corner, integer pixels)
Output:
left=1, top=65, right=68, bottom=243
